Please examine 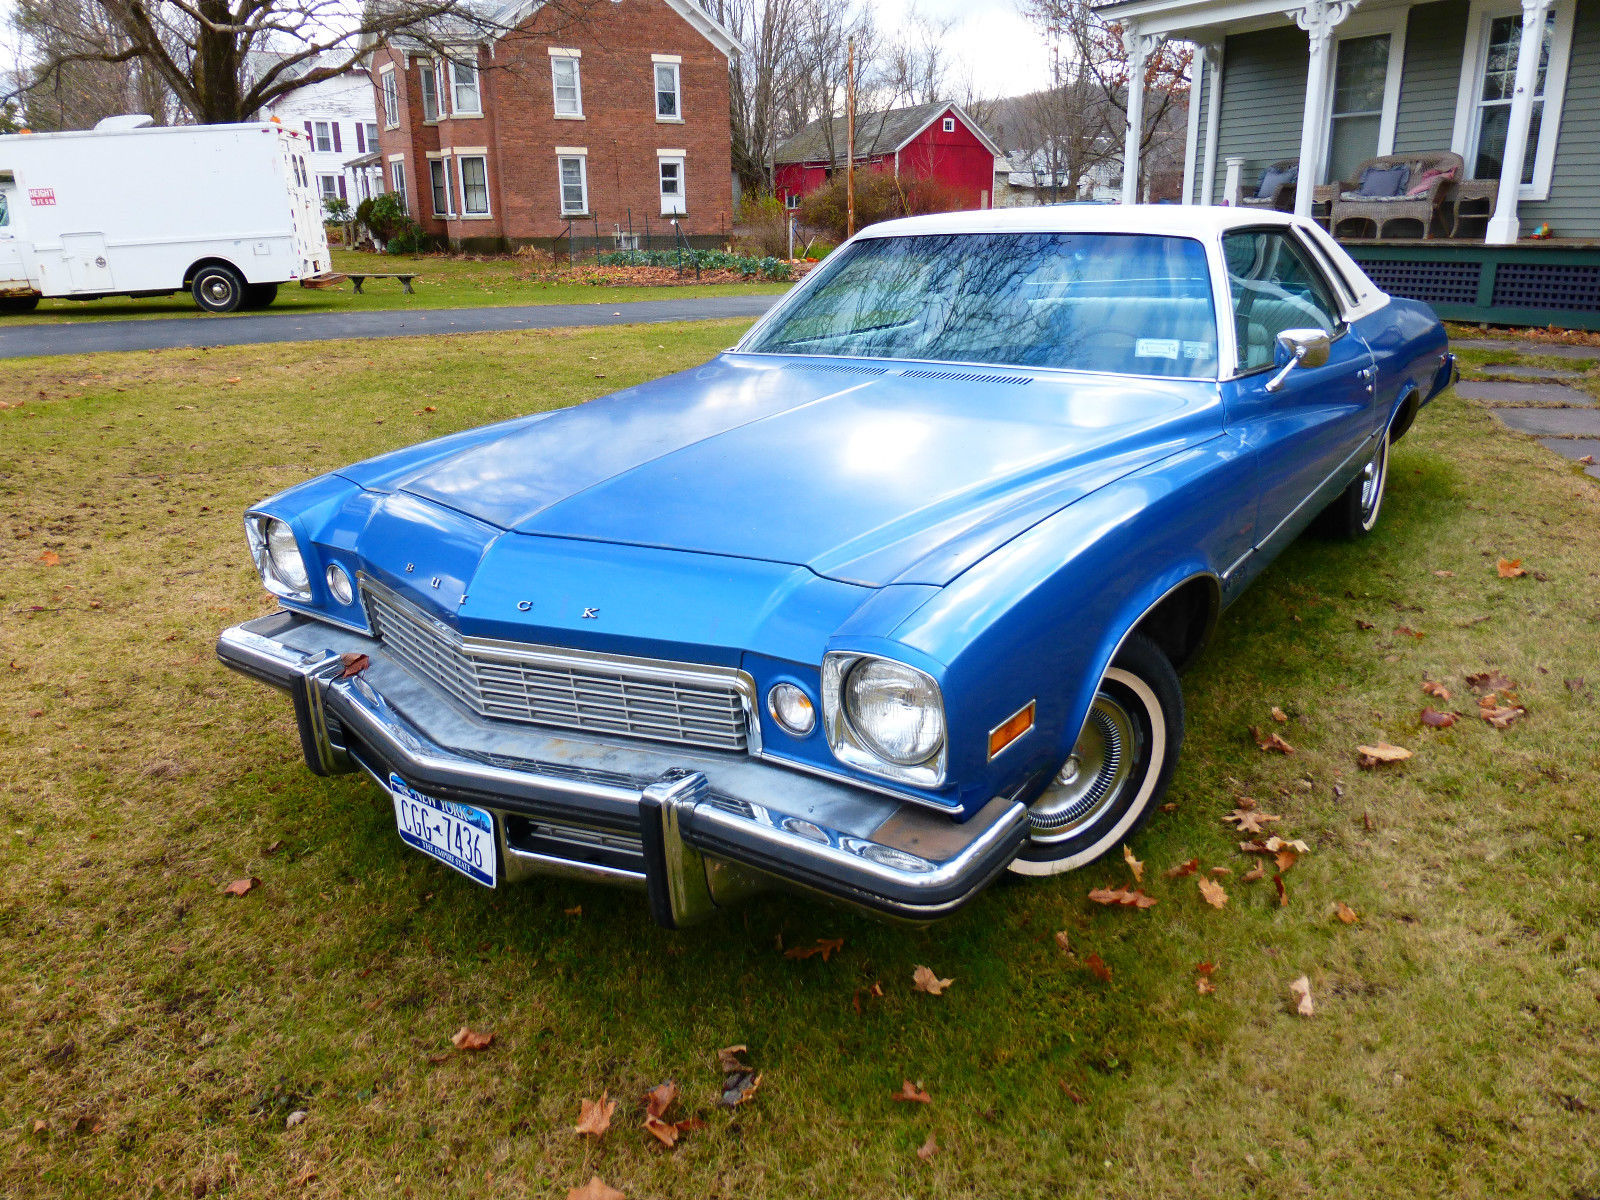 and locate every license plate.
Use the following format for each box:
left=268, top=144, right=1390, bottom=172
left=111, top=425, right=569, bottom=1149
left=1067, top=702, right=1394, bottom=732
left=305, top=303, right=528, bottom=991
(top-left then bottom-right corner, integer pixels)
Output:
left=388, top=772, right=496, bottom=888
